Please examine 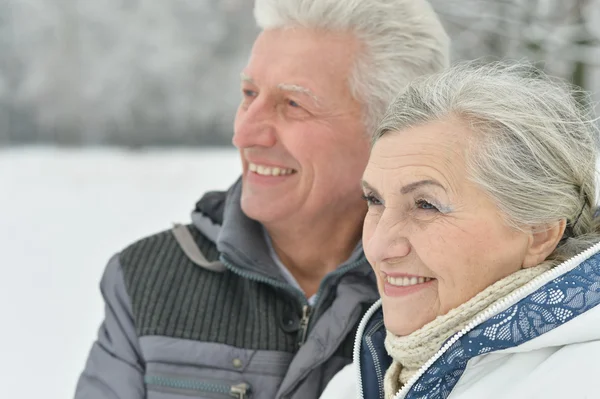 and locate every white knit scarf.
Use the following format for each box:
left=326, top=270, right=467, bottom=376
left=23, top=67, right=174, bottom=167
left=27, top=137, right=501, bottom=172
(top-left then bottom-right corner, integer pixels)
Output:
left=383, top=264, right=551, bottom=399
